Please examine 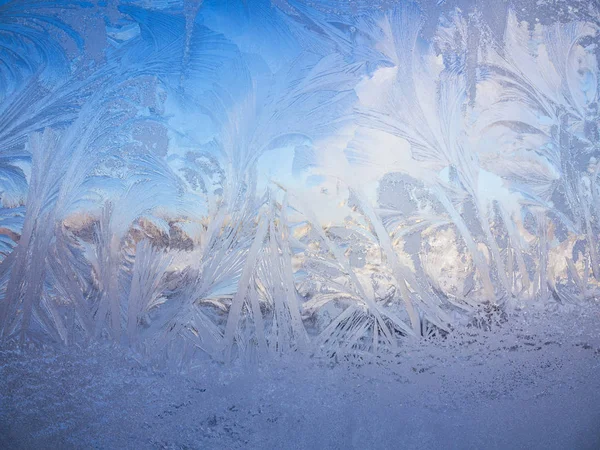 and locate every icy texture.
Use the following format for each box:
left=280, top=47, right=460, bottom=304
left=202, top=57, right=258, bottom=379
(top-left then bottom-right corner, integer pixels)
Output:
left=0, top=0, right=599, bottom=363
left=2, top=302, right=600, bottom=448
